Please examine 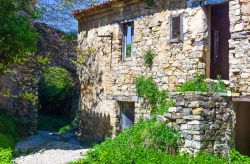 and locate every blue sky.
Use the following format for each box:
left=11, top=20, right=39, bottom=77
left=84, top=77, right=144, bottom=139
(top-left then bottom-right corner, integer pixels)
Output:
left=37, top=0, right=88, bottom=32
